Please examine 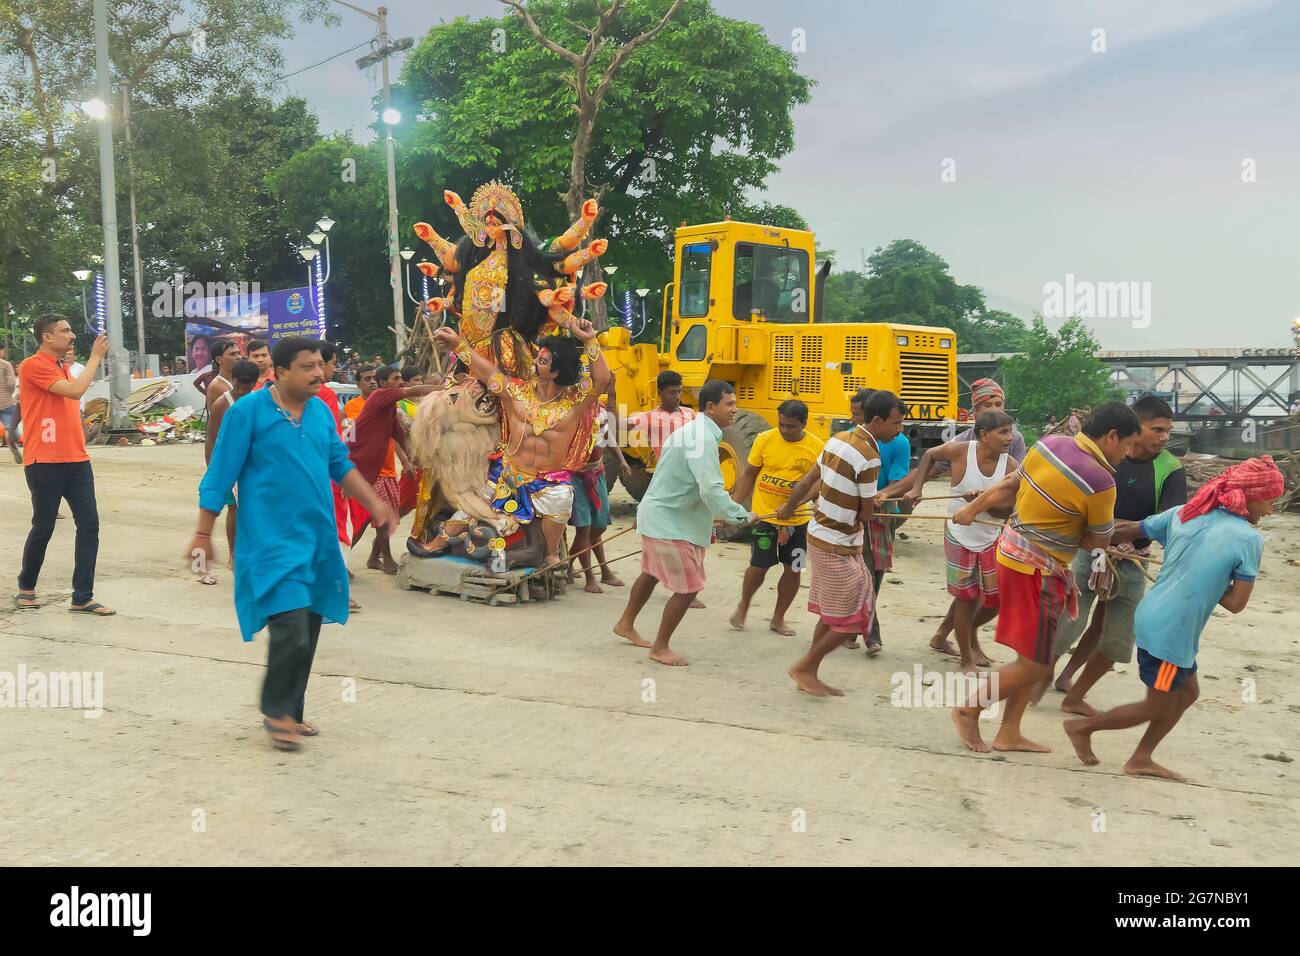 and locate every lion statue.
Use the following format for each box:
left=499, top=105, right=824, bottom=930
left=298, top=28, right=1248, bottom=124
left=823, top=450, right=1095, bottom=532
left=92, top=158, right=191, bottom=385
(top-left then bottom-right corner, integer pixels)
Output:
left=405, top=377, right=551, bottom=570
